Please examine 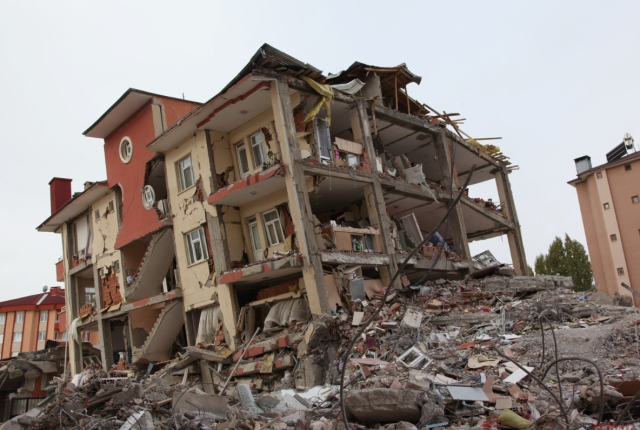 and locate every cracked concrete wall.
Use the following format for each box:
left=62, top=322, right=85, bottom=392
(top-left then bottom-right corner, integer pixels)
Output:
left=91, top=191, right=126, bottom=304
left=238, top=177, right=314, bottom=263
left=165, top=130, right=220, bottom=312
left=91, top=191, right=119, bottom=255
left=228, top=108, right=283, bottom=182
